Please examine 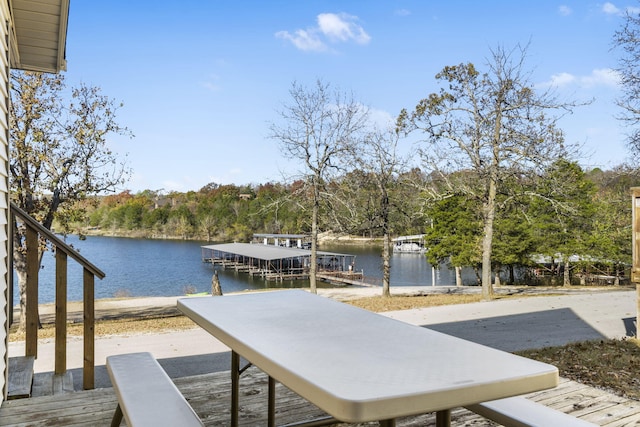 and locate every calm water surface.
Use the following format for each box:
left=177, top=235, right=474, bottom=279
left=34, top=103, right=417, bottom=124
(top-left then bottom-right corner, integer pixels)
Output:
left=14, top=236, right=475, bottom=304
